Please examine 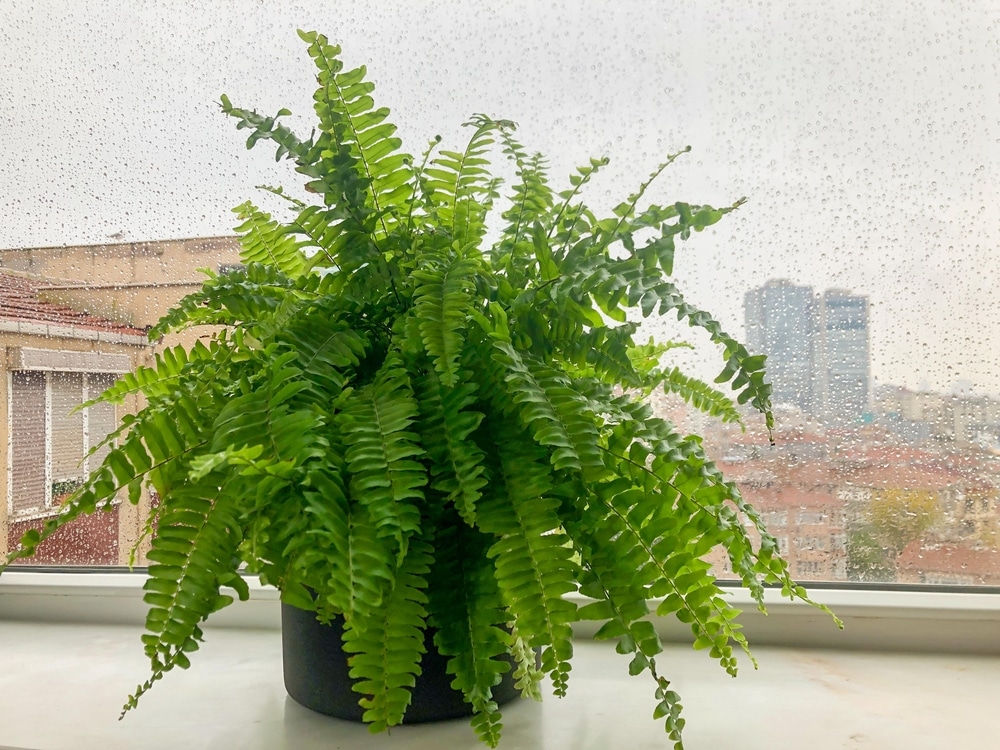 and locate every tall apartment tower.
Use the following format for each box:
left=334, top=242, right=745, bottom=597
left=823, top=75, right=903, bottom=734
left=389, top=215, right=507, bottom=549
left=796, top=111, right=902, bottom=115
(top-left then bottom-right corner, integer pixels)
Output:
left=744, top=280, right=870, bottom=423
left=816, top=288, right=870, bottom=422
left=743, top=279, right=818, bottom=414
